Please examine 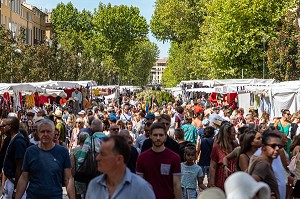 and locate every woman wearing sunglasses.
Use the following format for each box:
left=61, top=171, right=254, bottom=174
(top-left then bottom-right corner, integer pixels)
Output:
left=69, top=118, right=84, bottom=150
